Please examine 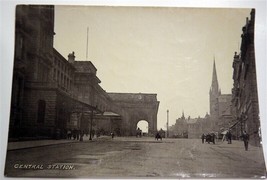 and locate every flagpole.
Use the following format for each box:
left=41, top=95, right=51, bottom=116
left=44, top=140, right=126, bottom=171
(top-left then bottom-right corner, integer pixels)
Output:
left=86, top=27, right=89, bottom=60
